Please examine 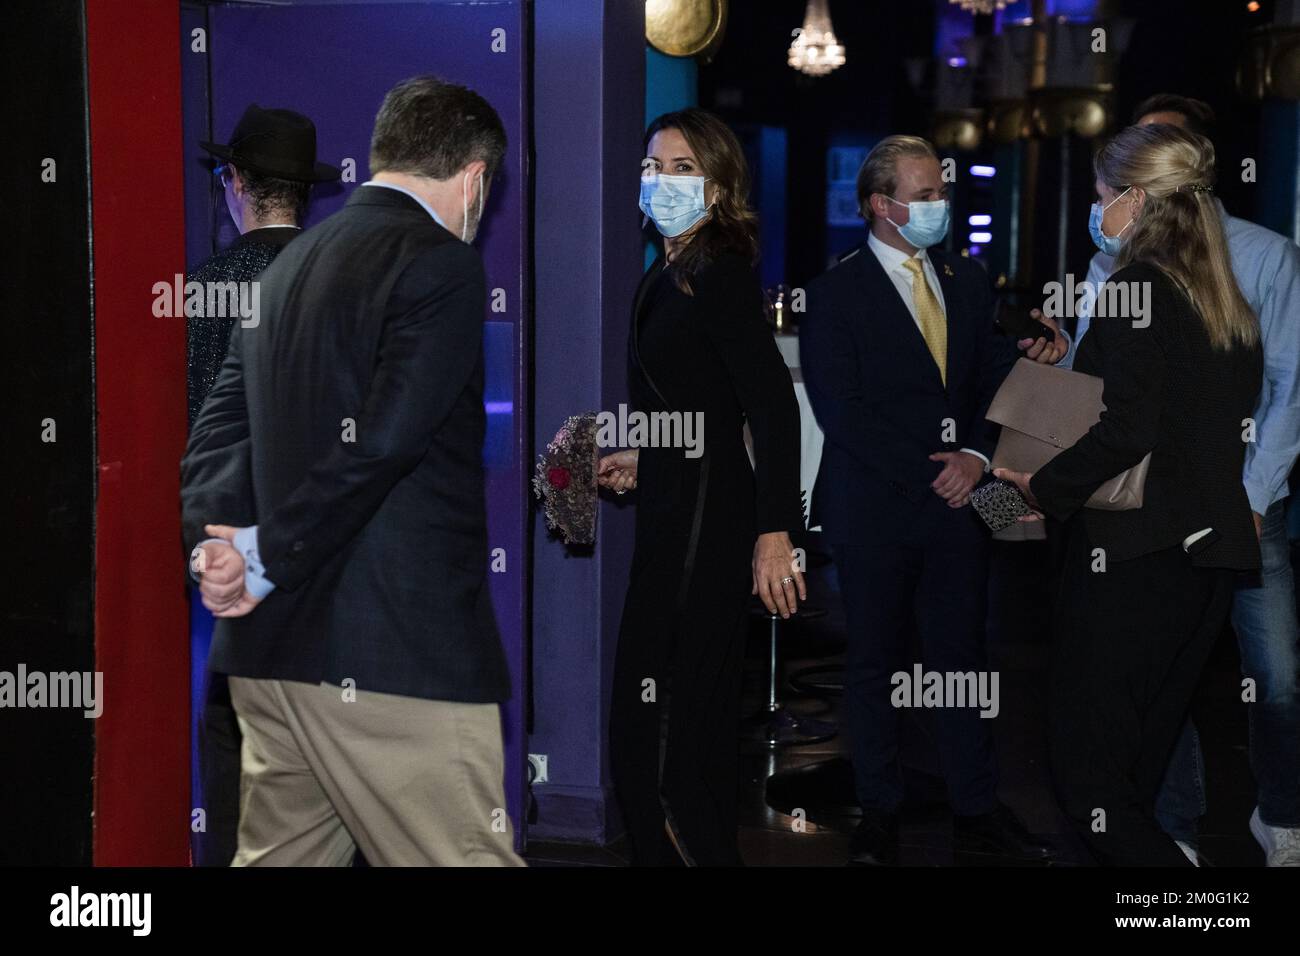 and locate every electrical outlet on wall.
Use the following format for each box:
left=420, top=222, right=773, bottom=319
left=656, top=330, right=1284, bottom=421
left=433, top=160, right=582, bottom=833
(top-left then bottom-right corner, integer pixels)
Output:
left=527, top=753, right=548, bottom=784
